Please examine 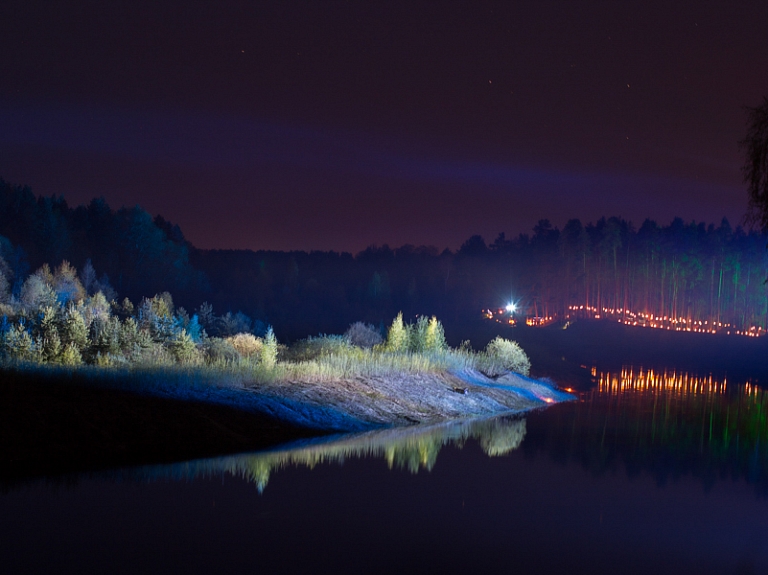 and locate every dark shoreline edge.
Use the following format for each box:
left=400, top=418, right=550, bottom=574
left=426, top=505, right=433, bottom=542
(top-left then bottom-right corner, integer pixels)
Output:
left=0, top=370, right=326, bottom=489
left=0, top=365, right=568, bottom=488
